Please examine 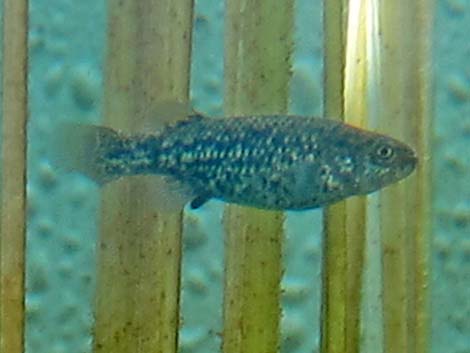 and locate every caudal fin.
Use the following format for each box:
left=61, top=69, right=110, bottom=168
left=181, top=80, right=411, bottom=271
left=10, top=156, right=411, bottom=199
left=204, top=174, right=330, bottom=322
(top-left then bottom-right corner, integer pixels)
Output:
left=49, top=123, right=121, bottom=185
